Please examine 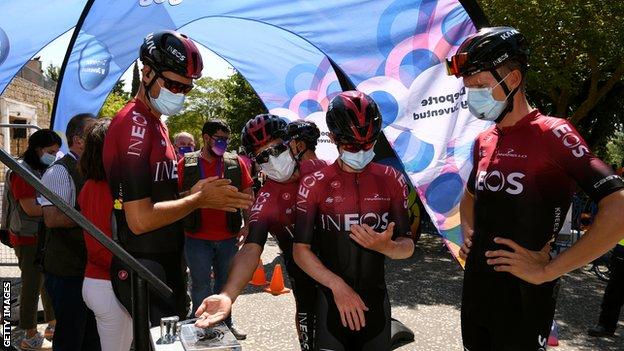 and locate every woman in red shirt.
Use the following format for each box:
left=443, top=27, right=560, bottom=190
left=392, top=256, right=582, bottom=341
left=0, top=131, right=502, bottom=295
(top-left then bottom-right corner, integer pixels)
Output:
left=78, top=119, right=132, bottom=351
left=8, top=129, right=60, bottom=349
